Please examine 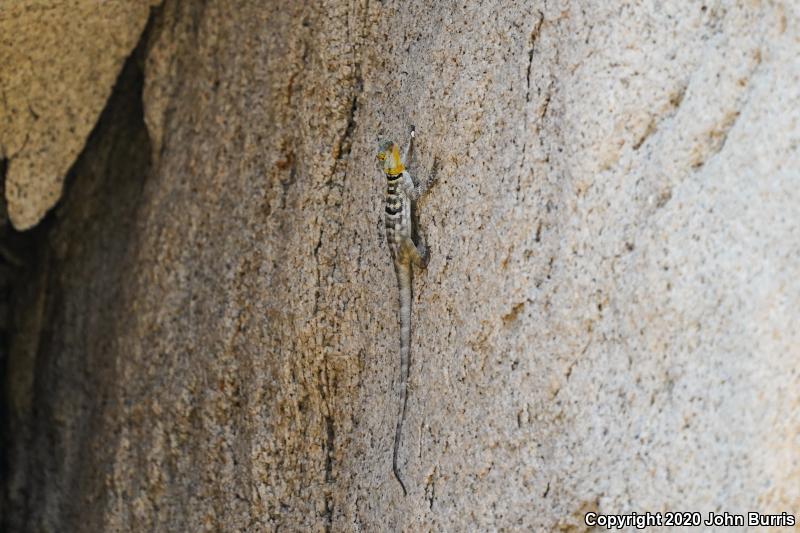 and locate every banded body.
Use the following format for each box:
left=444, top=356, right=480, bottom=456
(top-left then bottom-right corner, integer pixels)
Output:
left=384, top=171, right=414, bottom=262
left=376, top=130, right=430, bottom=496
